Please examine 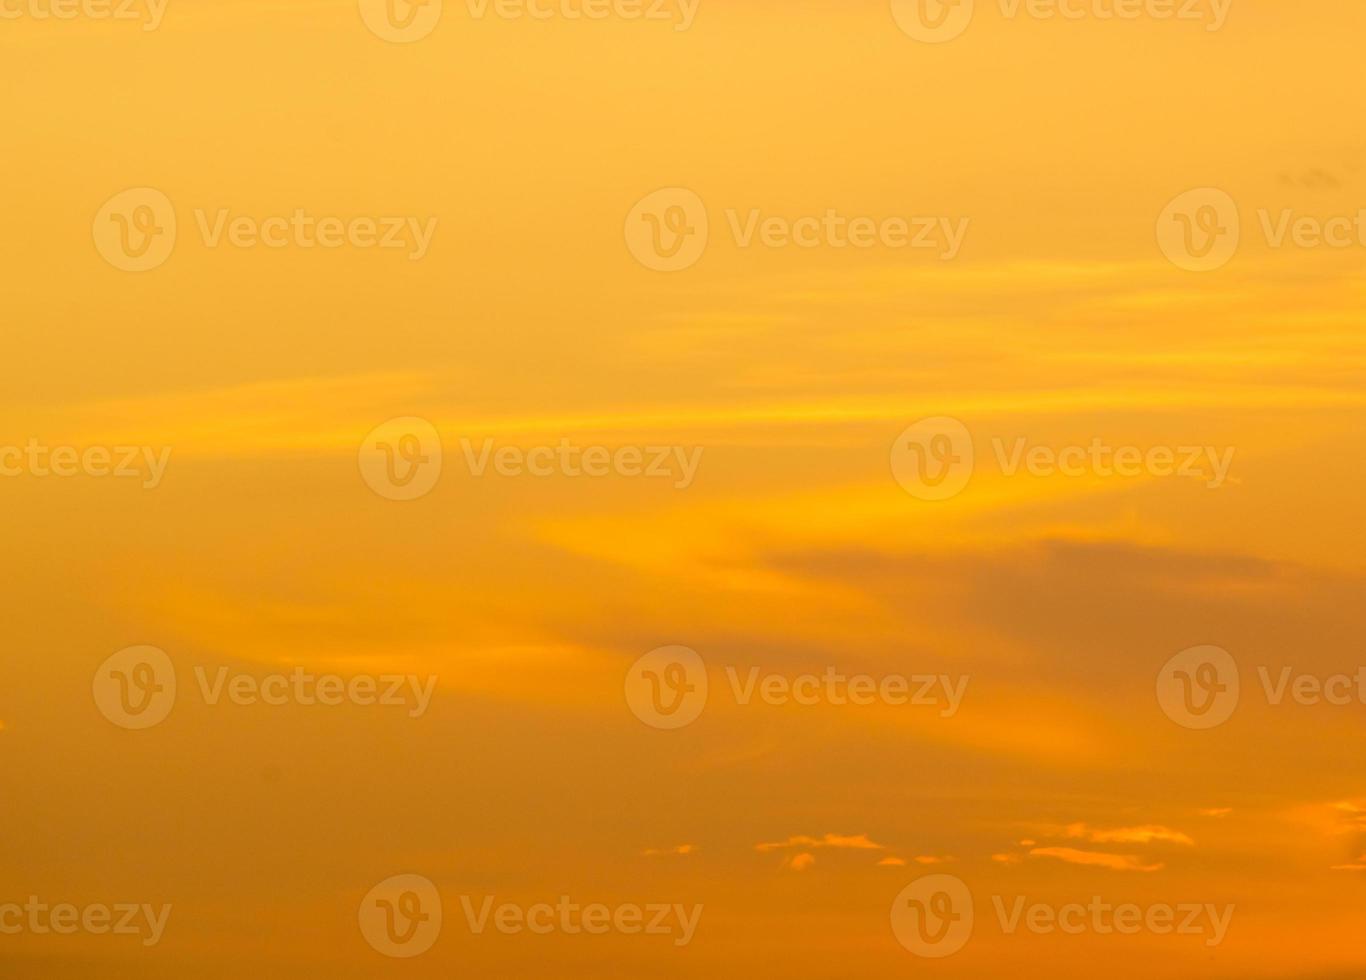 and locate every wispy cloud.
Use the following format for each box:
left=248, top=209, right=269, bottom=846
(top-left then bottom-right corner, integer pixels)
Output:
left=1063, top=823, right=1194, bottom=847
left=756, top=833, right=884, bottom=853
left=1030, top=847, right=1164, bottom=873
left=643, top=844, right=696, bottom=857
